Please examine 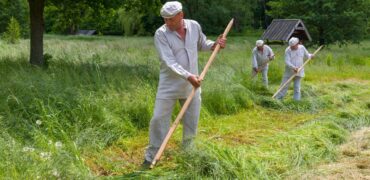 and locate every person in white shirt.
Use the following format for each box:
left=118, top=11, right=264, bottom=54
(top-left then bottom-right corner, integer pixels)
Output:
left=142, top=1, right=226, bottom=167
left=251, top=40, right=274, bottom=87
left=275, top=37, right=313, bottom=100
